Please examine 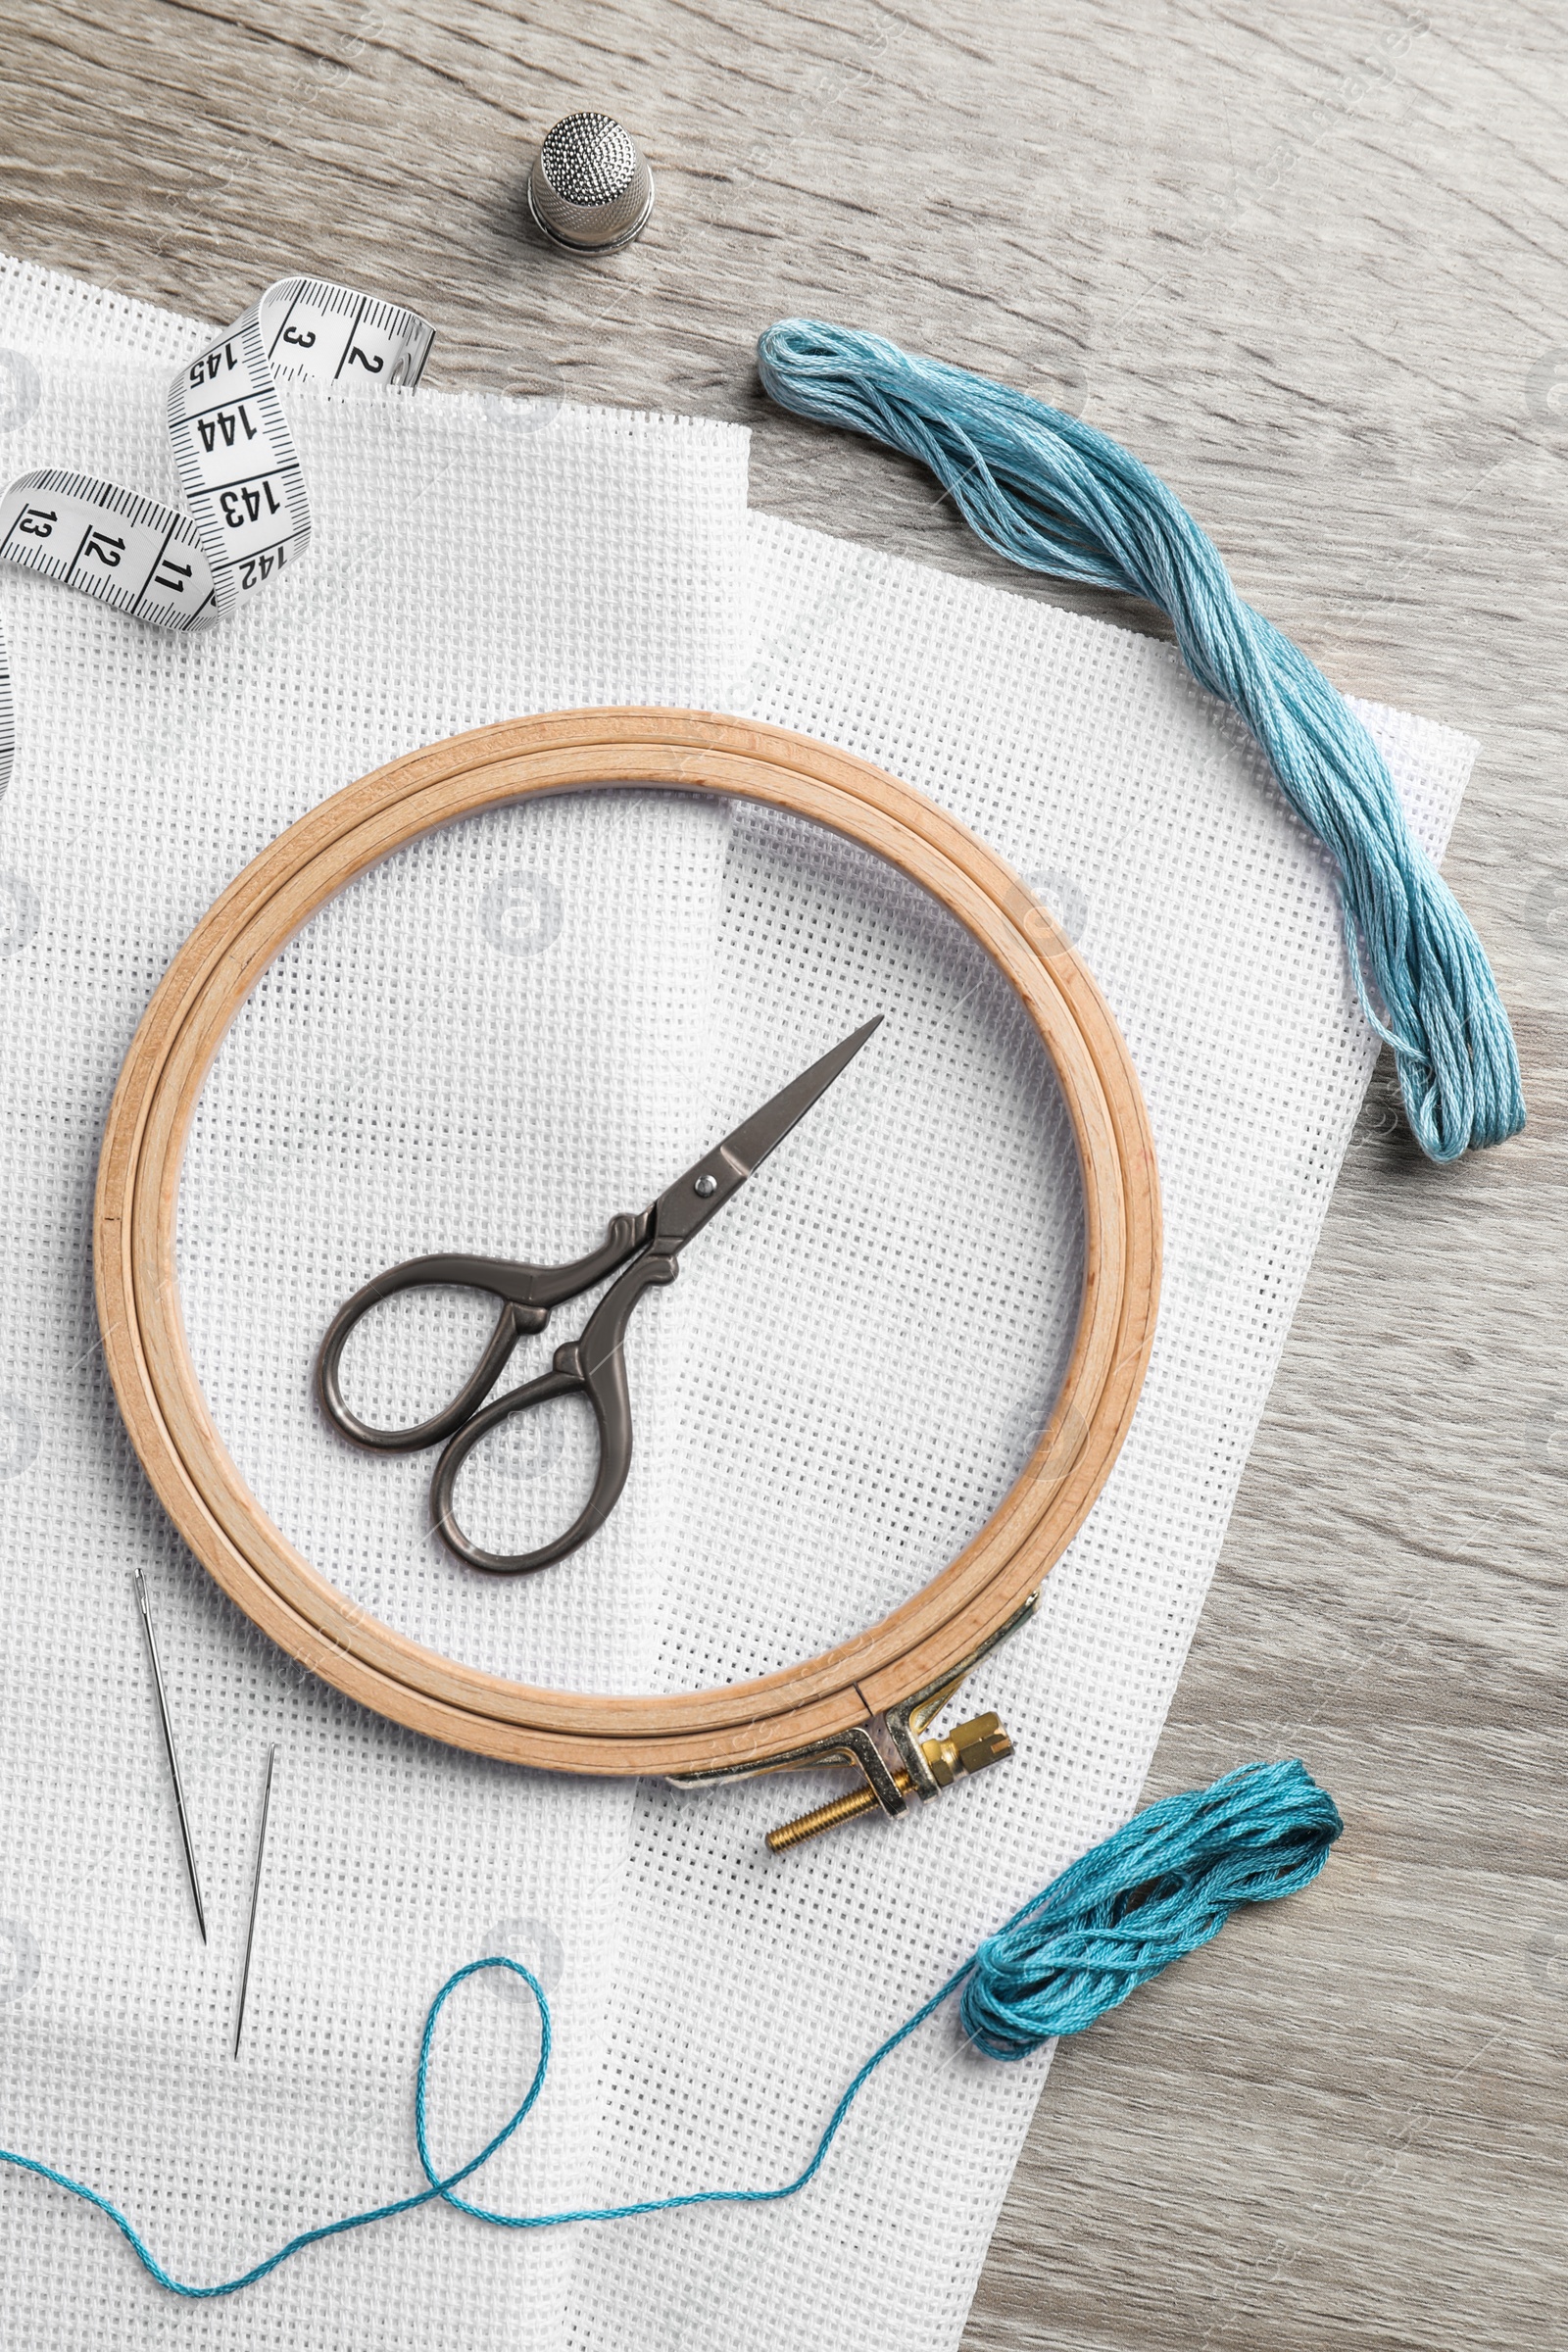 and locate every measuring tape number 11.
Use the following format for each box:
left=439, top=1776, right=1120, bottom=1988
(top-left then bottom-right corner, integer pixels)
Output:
left=0, top=276, right=436, bottom=797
